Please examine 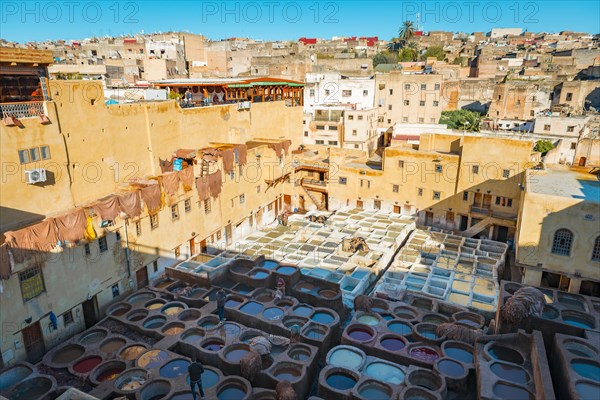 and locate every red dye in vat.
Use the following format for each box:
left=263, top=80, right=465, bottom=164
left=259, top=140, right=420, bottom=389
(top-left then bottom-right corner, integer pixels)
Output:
left=410, top=347, right=439, bottom=362
left=73, top=356, right=102, bottom=374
